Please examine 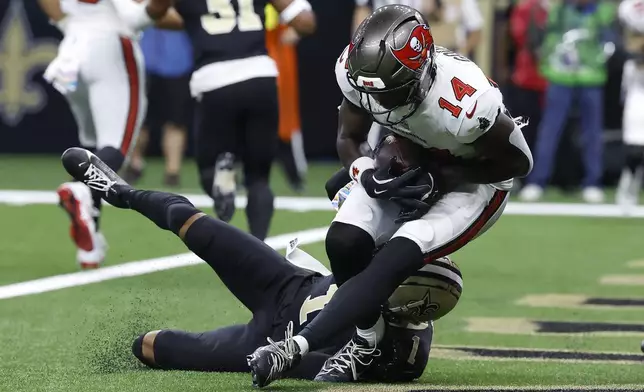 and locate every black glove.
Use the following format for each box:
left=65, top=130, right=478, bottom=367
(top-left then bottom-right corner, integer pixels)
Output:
left=391, top=171, right=442, bottom=223
left=360, top=158, right=431, bottom=200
